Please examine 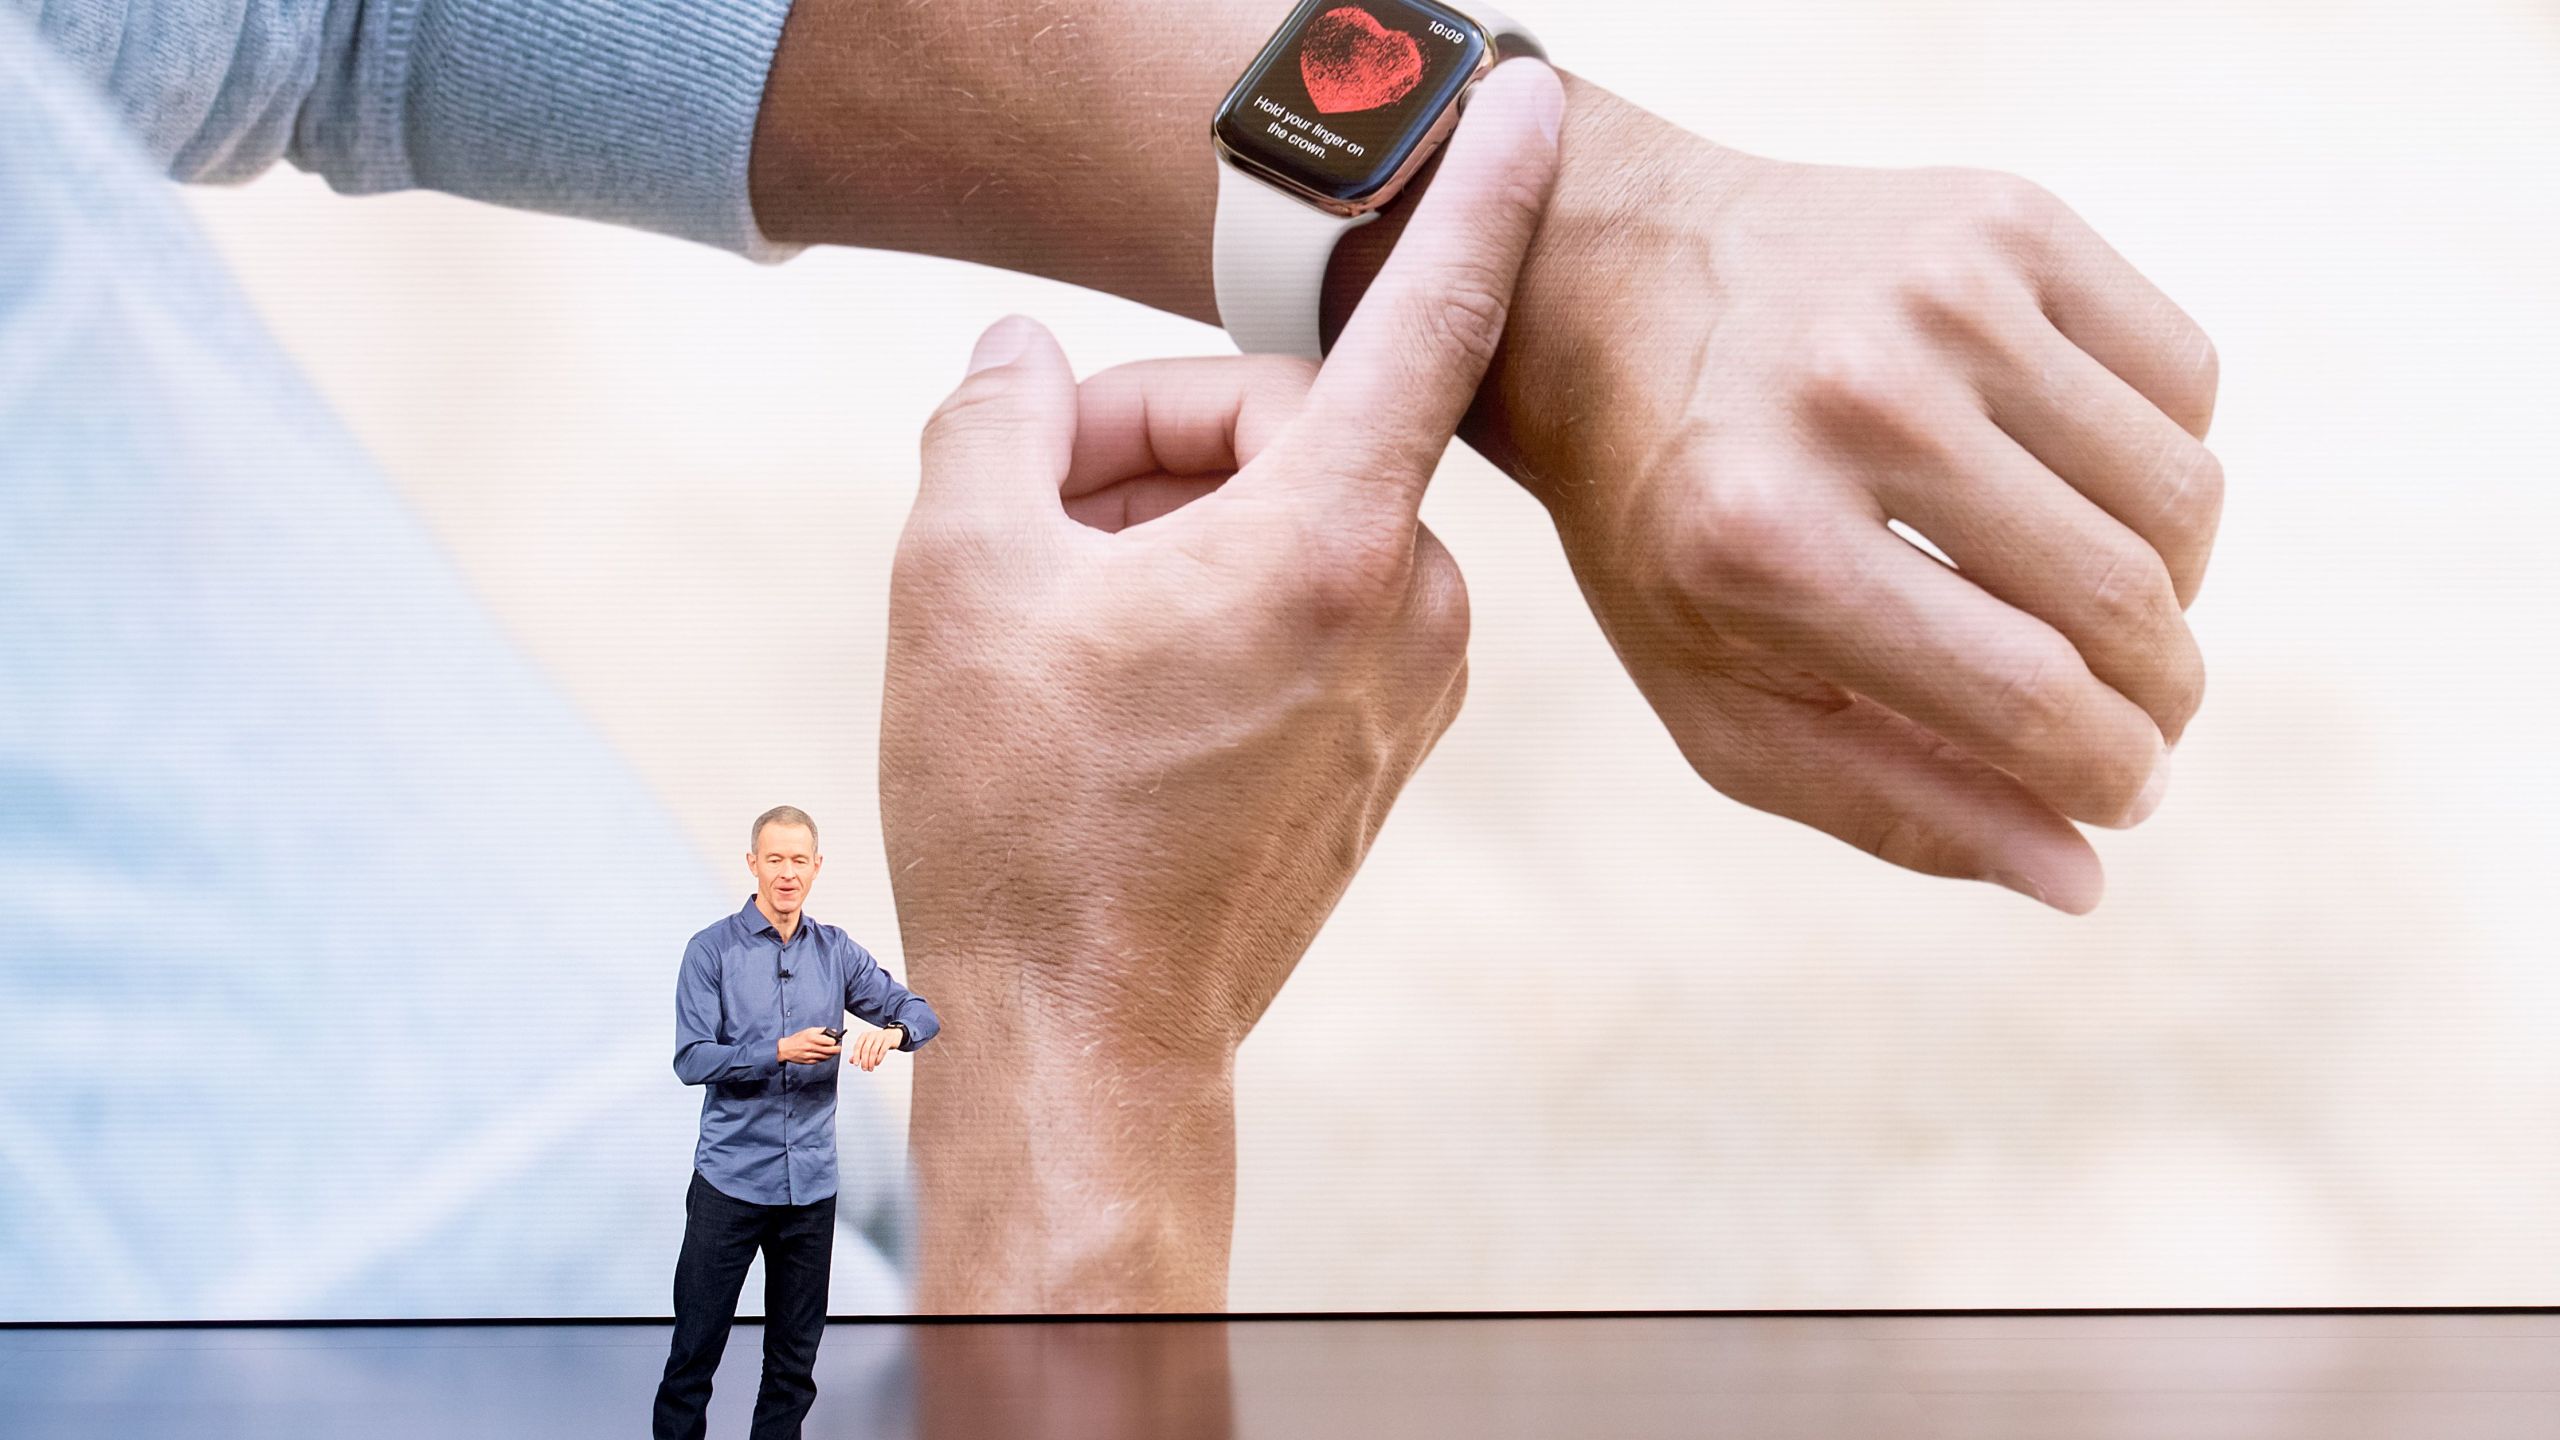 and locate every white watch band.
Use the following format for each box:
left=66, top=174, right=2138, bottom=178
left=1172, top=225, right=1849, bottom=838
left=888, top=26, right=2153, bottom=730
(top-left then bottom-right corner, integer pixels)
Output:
left=1214, top=165, right=1378, bottom=361
left=1214, top=4, right=1543, bottom=360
